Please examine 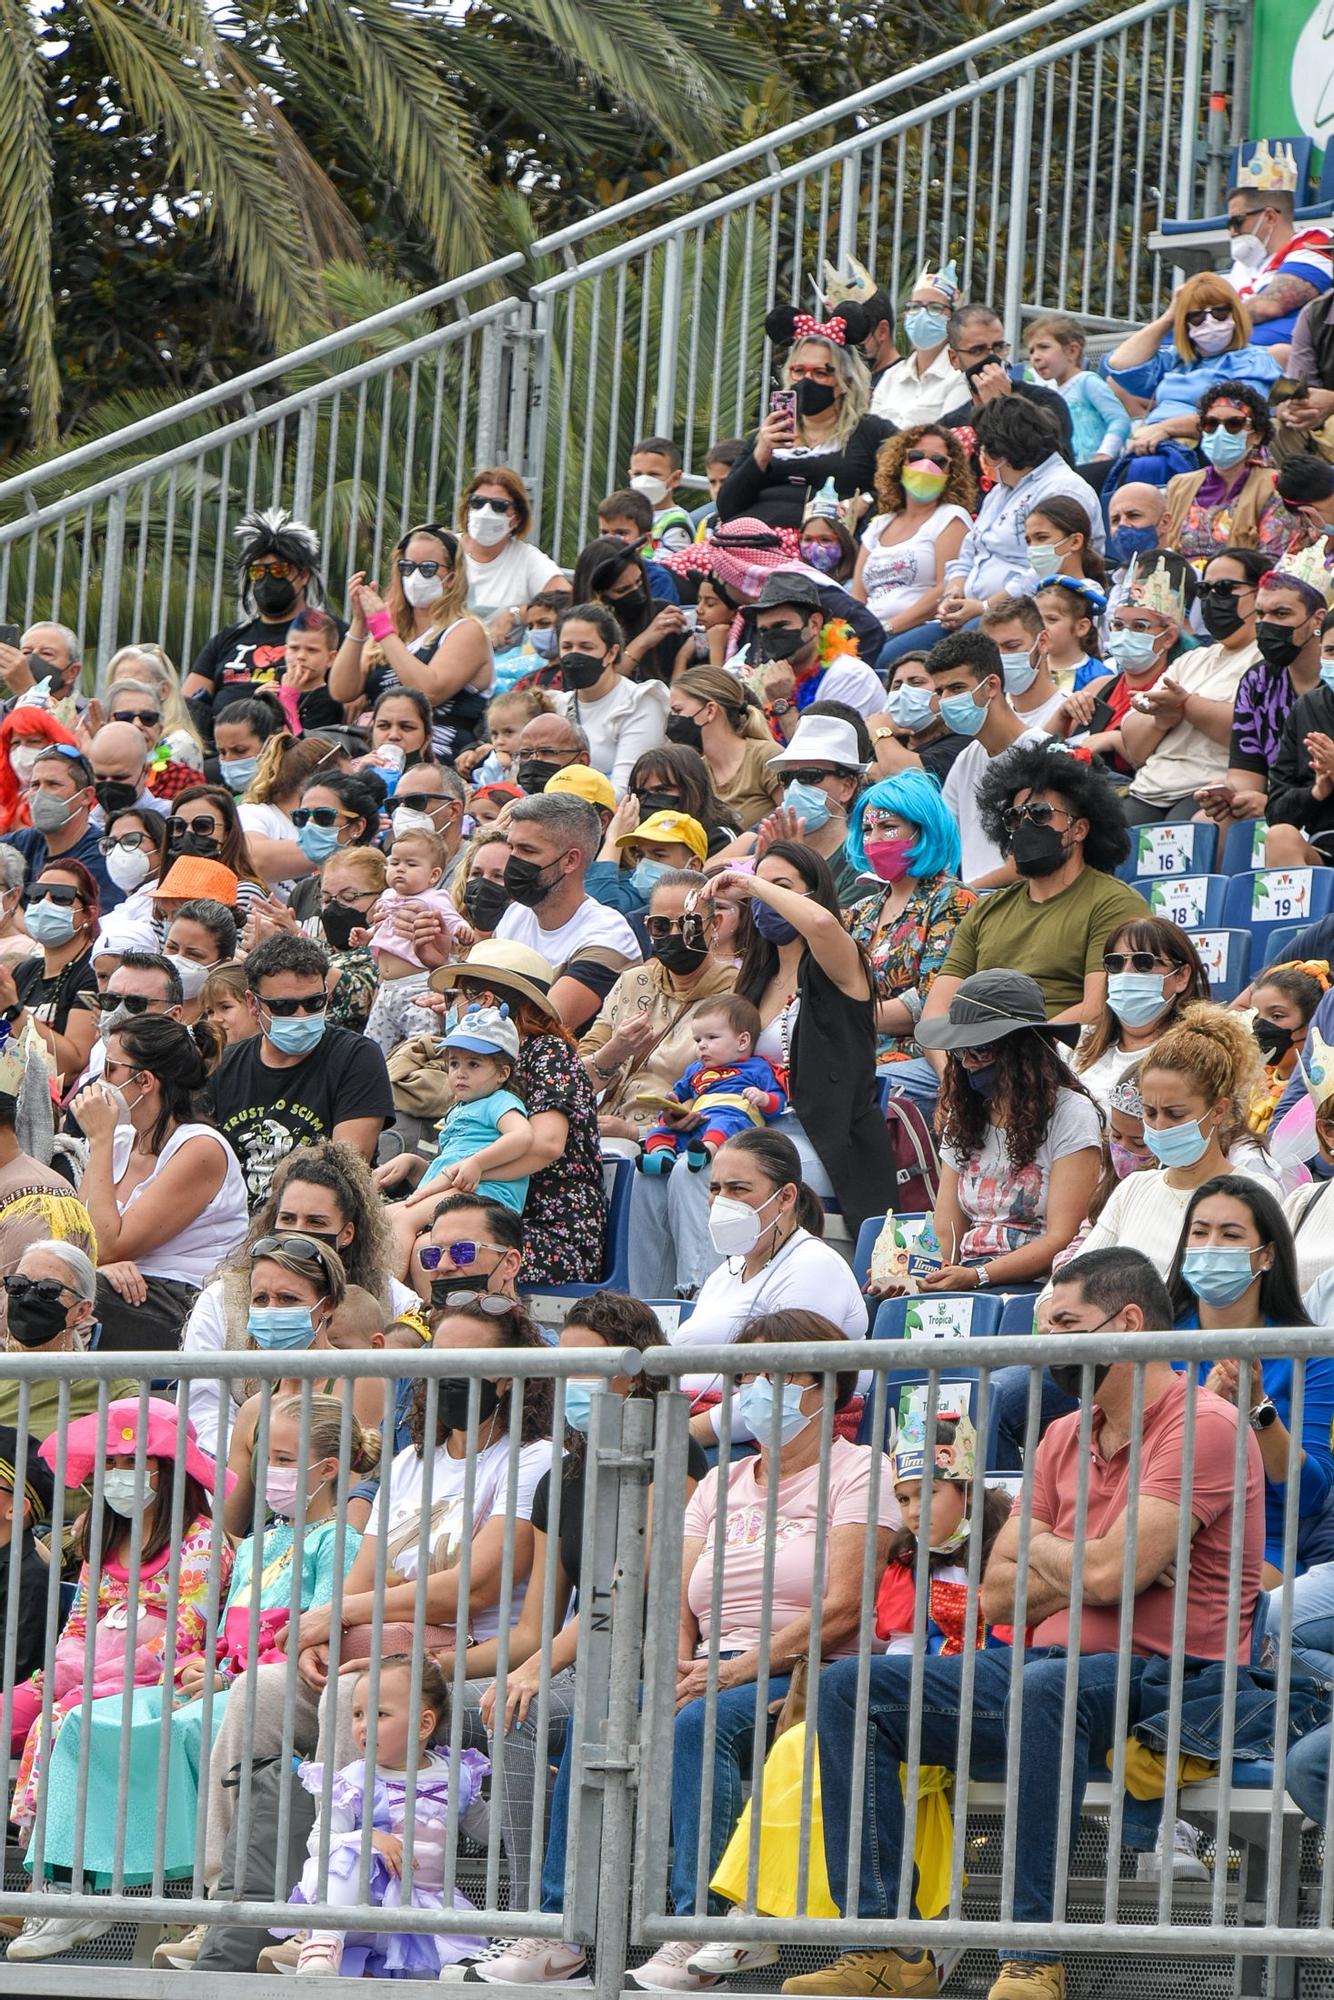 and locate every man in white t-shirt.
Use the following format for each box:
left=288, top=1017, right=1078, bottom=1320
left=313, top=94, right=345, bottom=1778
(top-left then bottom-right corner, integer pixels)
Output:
left=928, top=631, right=1051, bottom=886
left=752, top=573, right=887, bottom=725
left=494, top=794, right=641, bottom=1032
